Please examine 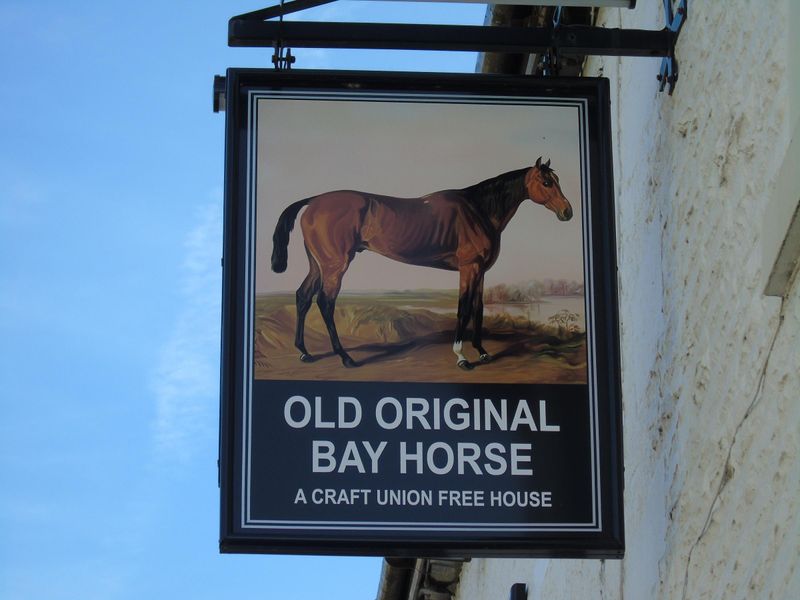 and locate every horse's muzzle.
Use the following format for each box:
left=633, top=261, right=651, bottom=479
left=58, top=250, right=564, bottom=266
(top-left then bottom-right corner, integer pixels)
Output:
left=558, top=206, right=573, bottom=221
